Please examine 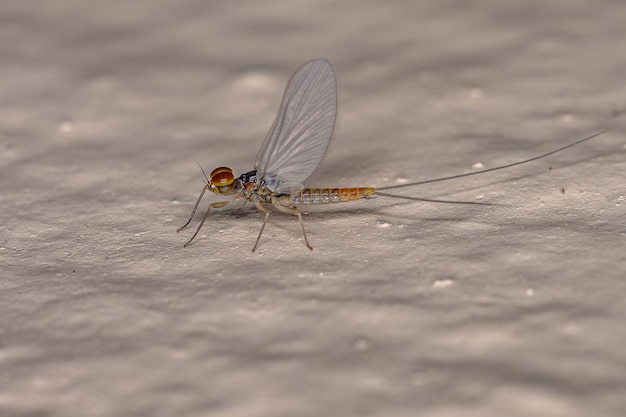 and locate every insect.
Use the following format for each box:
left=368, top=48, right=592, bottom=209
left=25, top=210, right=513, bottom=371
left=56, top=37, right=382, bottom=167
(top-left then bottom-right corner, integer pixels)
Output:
left=178, top=58, right=608, bottom=251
